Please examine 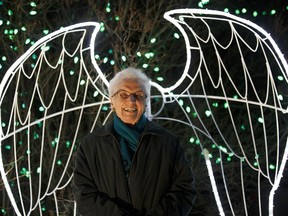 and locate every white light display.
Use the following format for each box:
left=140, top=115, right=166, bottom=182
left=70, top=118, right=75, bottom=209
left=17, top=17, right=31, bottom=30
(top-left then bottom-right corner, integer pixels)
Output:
left=0, top=9, right=287, bottom=215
